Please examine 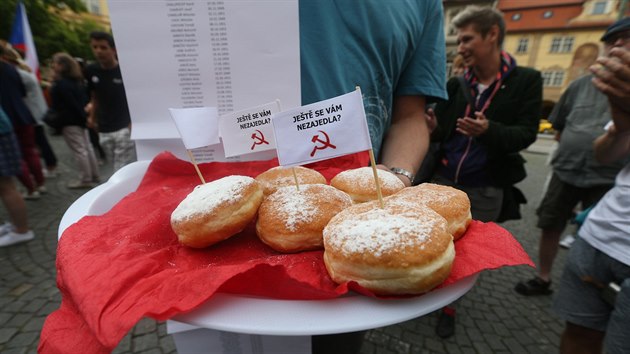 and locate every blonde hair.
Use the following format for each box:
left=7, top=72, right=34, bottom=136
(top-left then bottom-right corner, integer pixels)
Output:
left=0, top=42, right=31, bottom=72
